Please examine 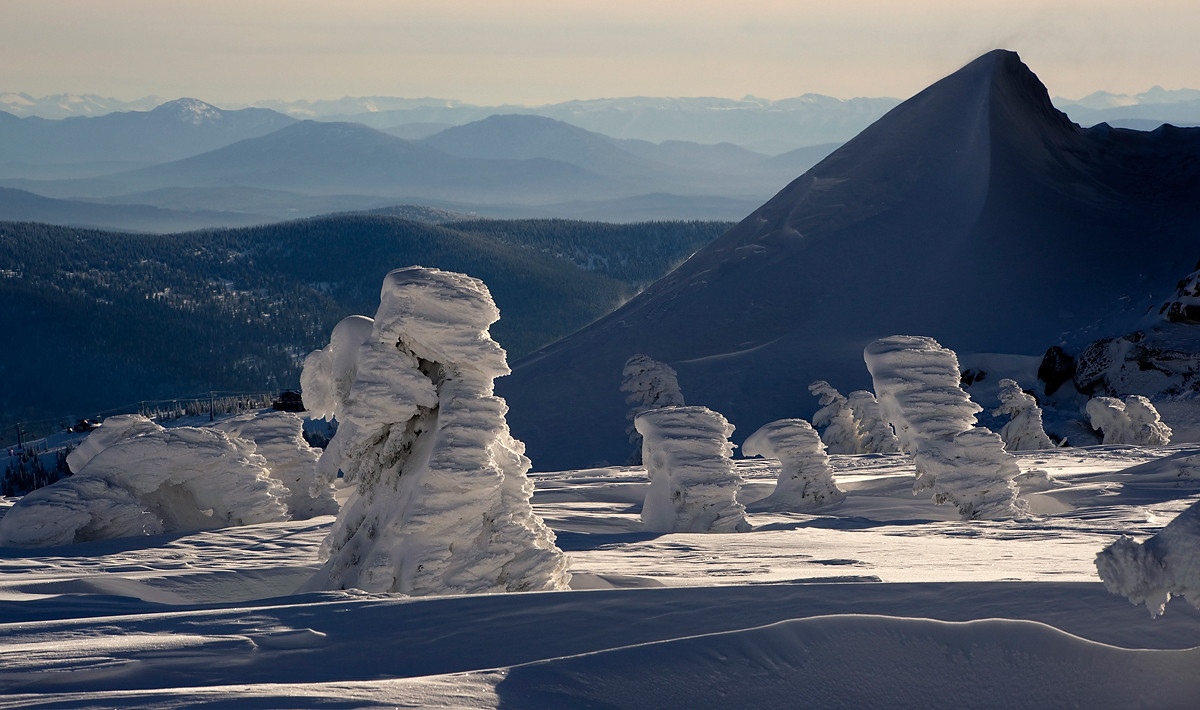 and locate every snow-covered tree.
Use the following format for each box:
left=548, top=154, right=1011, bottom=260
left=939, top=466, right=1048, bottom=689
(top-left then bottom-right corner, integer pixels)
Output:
left=742, top=419, right=845, bottom=510
left=808, top=381, right=864, bottom=454
left=64, top=414, right=160, bottom=473
left=864, top=335, right=1025, bottom=520
left=0, top=424, right=289, bottom=547
left=213, top=411, right=338, bottom=519
left=301, top=266, right=570, bottom=595
left=299, top=314, right=375, bottom=481
left=1086, top=395, right=1172, bottom=446
left=1095, top=497, right=1200, bottom=618
left=992, top=379, right=1054, bottom=451
left=847, top=390, right=901, bottom=454
left=635, top=405, right=750, bottom=533
left=621, top=354, right=685, bottom=465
